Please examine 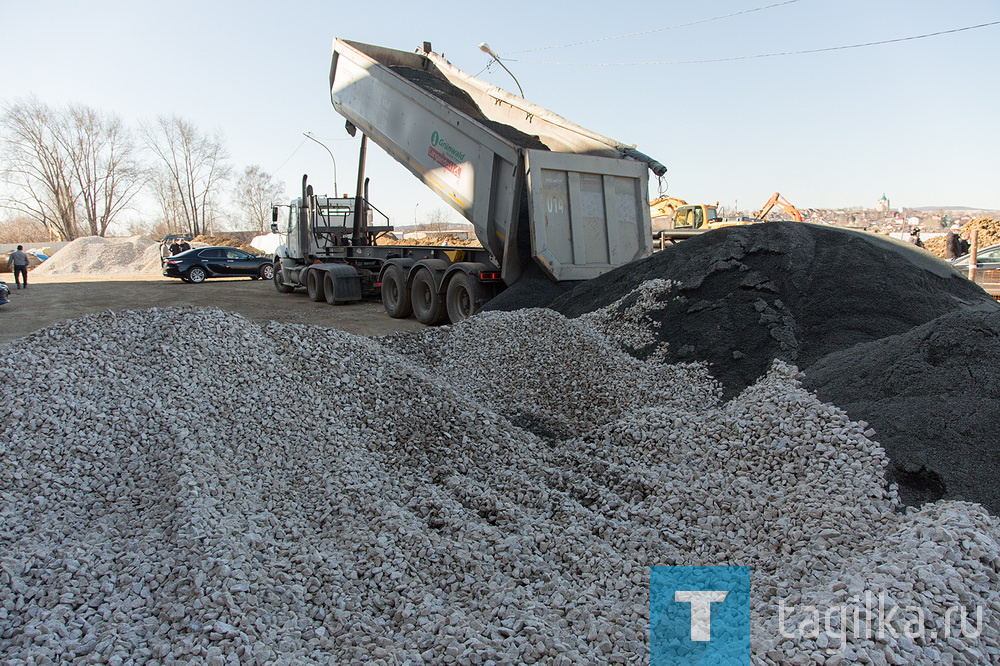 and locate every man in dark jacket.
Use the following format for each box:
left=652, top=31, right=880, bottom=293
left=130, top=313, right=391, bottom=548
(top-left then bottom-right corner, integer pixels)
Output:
left=945, top=229, right=962, bottom=259
left=8, top=245, right=30, bottom=289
